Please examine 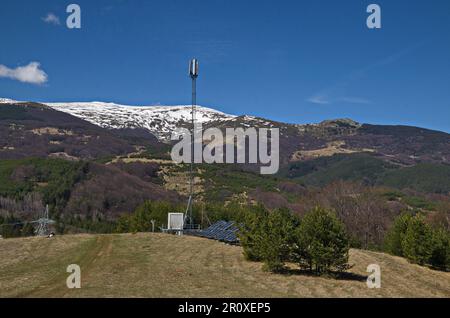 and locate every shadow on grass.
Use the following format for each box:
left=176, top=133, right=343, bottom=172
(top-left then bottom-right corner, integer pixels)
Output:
left=275, top=267, right=368, bottom=282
